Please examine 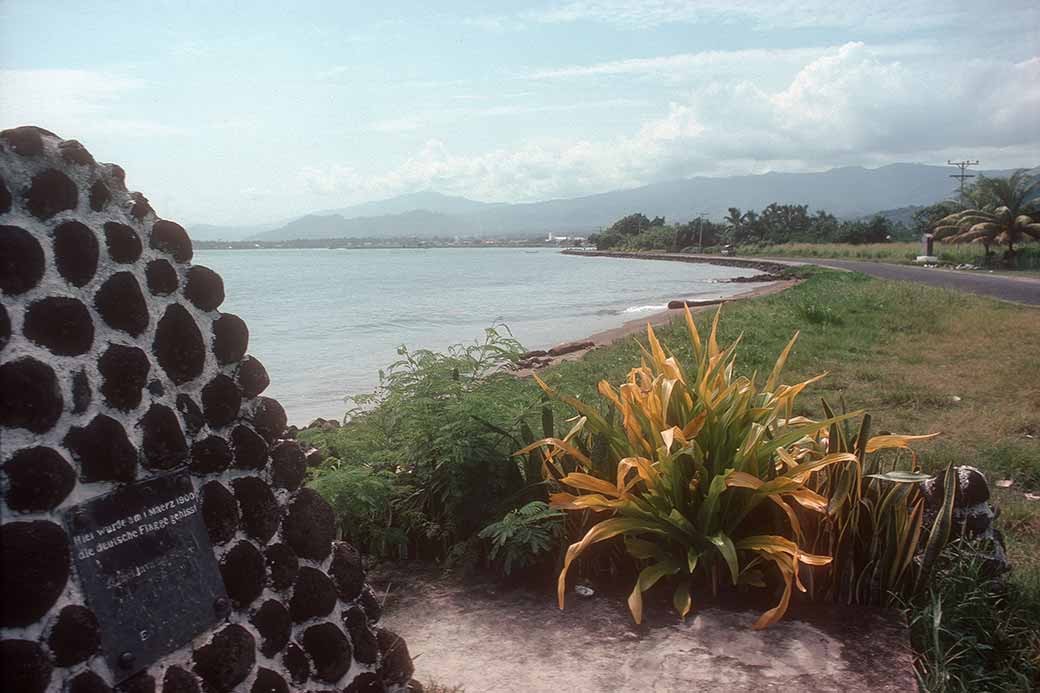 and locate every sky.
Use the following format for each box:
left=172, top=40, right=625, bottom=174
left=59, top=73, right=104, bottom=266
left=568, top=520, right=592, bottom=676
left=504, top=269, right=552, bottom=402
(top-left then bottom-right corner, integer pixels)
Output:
left=1, top=1, right=1038, bottom=226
